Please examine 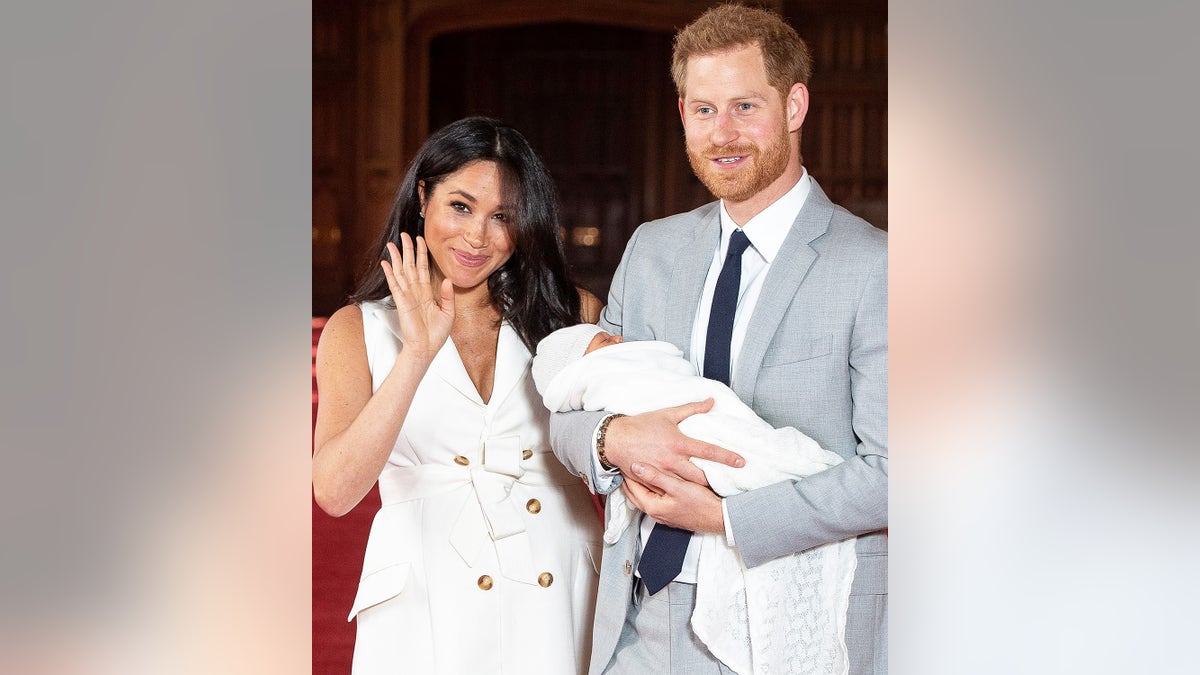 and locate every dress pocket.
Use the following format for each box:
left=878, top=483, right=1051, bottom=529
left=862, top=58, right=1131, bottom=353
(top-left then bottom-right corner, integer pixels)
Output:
left=347, top=562, right=412, bottom=621
left=584, top=541, right=601, bottom=575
